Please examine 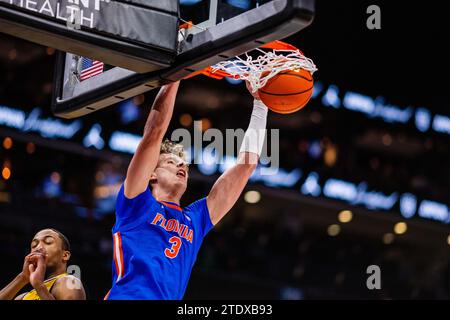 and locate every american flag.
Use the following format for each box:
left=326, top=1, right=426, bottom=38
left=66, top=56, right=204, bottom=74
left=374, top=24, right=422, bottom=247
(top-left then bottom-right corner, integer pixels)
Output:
left=79, top=57, right=104, bottom=81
